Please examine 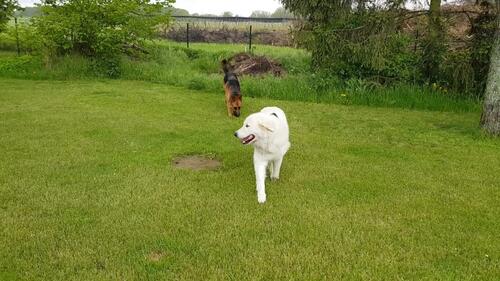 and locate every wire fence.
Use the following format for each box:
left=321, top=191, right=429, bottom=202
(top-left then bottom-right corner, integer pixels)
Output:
left=160, top=16, right=298, bottom=48
left=172, top=15, right=297, bottom=23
